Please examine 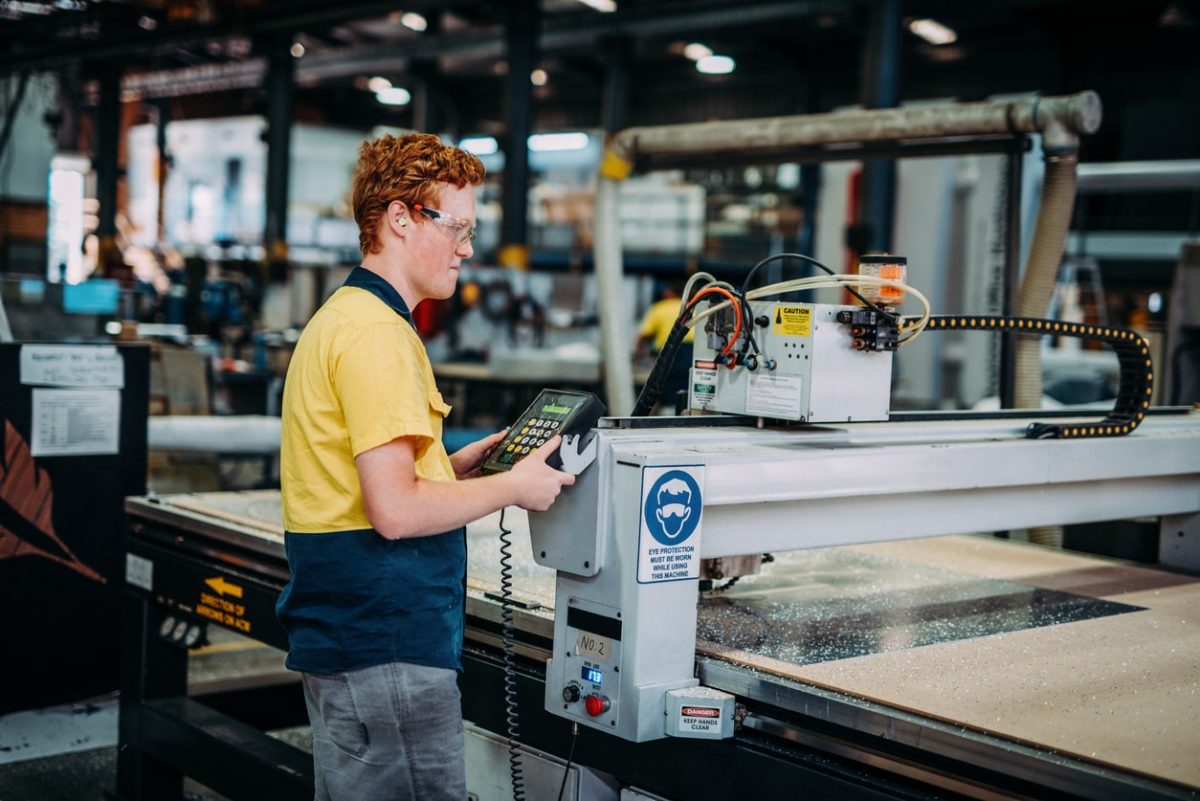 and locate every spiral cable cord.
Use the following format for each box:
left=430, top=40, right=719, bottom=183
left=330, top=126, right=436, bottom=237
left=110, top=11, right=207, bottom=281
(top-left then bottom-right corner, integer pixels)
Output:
left=498, top=507, right=525, bottom=801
